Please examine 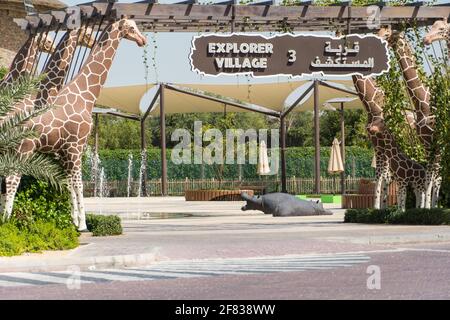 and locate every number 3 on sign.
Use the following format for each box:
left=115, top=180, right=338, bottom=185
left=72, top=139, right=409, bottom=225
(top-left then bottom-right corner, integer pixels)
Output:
left=288, top=50, right=296, bottom=63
